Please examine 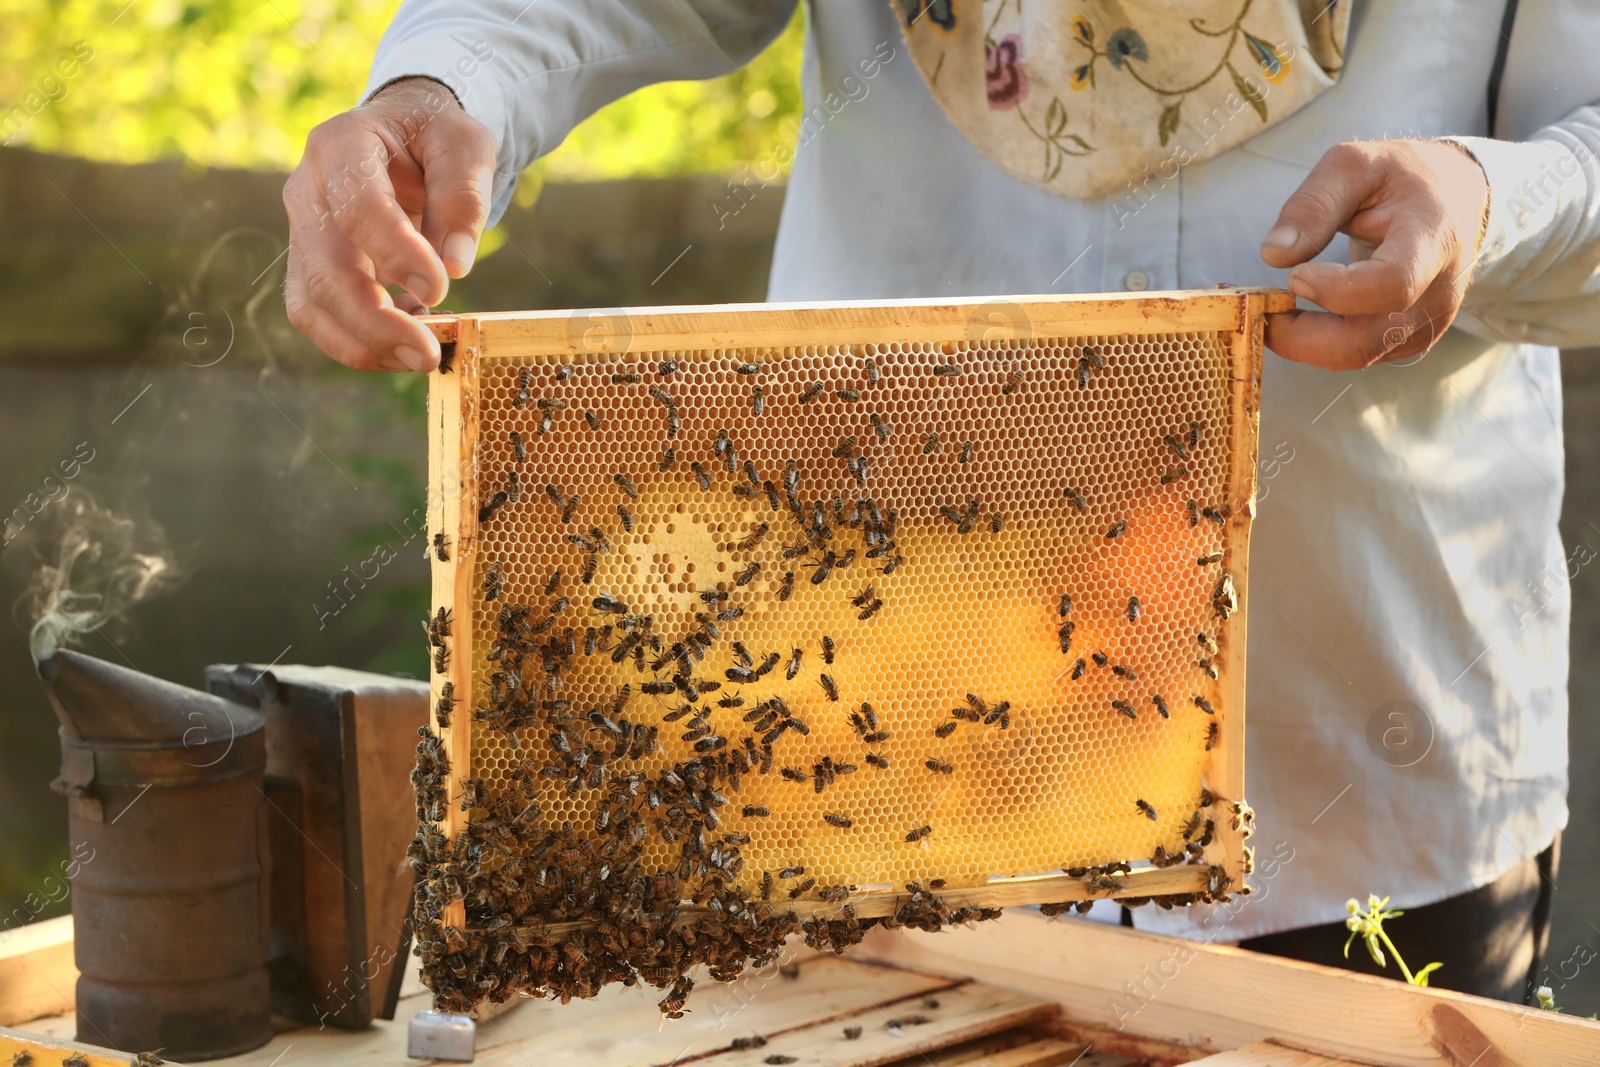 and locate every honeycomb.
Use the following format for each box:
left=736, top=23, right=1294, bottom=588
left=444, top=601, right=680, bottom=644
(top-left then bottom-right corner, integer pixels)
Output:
left=415, top=294, right=1267, bottom=1013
